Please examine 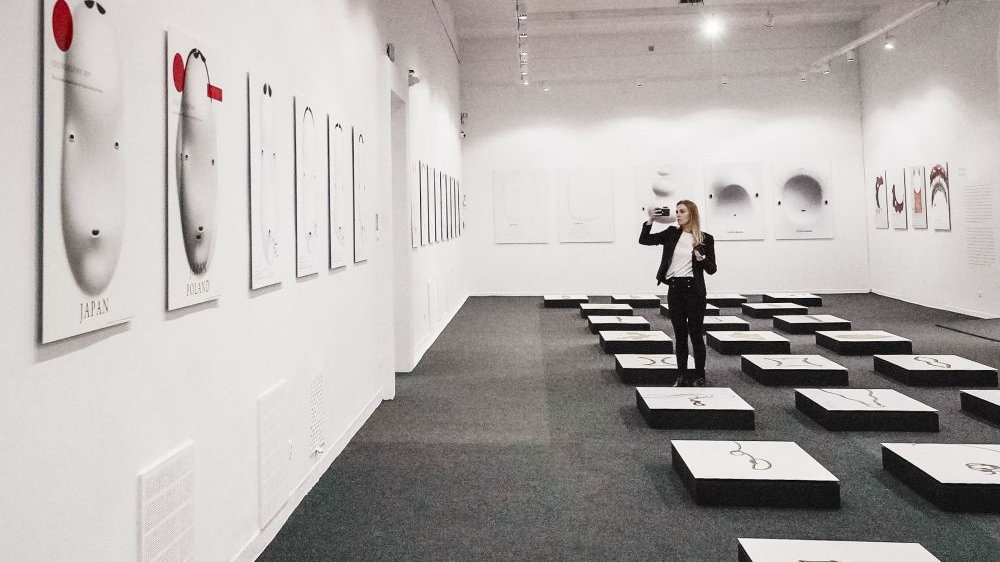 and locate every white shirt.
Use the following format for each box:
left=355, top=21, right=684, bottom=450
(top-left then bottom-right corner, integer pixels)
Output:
left=665, top=231, right=694, bottom=279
